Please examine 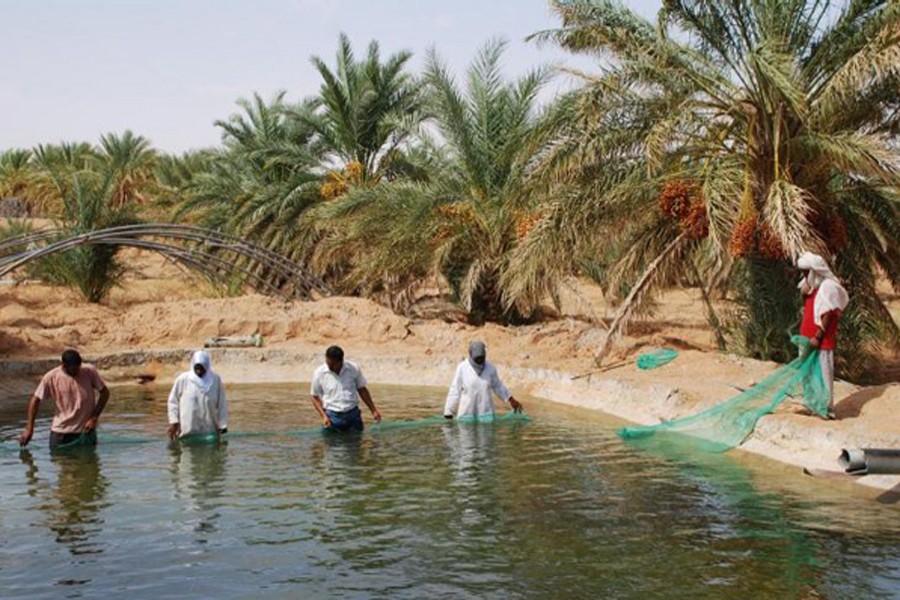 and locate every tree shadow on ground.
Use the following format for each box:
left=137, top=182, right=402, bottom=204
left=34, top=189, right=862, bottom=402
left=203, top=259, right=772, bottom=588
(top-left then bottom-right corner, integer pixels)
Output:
left=834, top=386, right=889, bottom=420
